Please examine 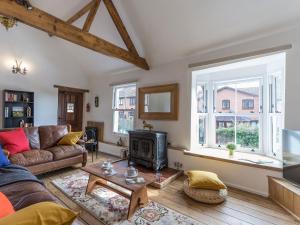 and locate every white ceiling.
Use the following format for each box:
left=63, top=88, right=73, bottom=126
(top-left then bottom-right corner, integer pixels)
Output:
left=6, top=0, right=300, bottom=76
